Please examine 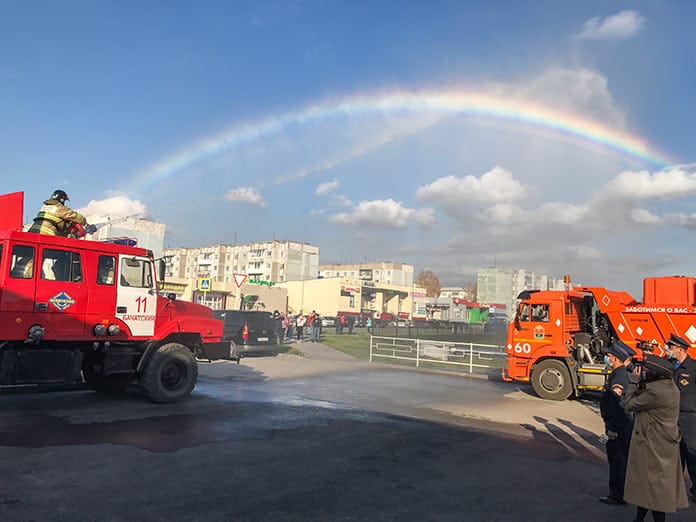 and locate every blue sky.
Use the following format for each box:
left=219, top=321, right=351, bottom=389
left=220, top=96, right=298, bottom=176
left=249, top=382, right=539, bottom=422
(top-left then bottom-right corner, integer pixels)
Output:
left=2, top=1, right=696, bottom=295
